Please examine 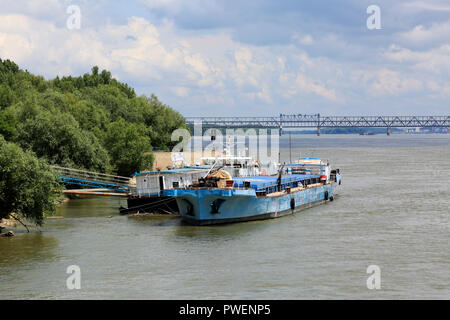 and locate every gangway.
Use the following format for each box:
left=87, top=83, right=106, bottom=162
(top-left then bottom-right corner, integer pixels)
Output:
left=52, top=166, right=136, bottom=194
